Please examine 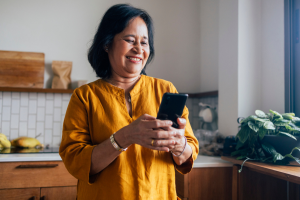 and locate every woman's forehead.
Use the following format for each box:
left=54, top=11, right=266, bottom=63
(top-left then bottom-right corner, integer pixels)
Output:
left=121, top=17, right=148, bottom=37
